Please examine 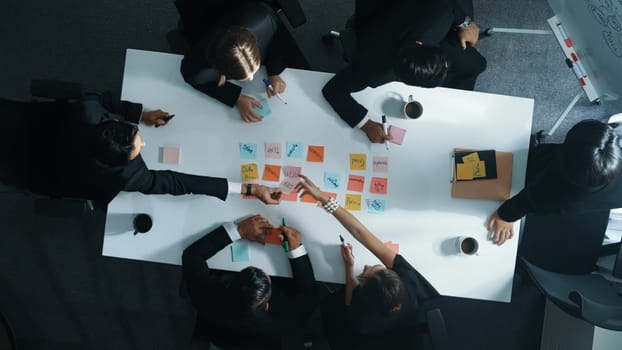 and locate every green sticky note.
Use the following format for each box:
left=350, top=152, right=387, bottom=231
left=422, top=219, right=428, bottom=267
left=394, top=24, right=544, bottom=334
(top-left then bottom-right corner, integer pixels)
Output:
left=231, top=241, right=249, bottom=262
left=252, top=98, right=272, bottom=117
